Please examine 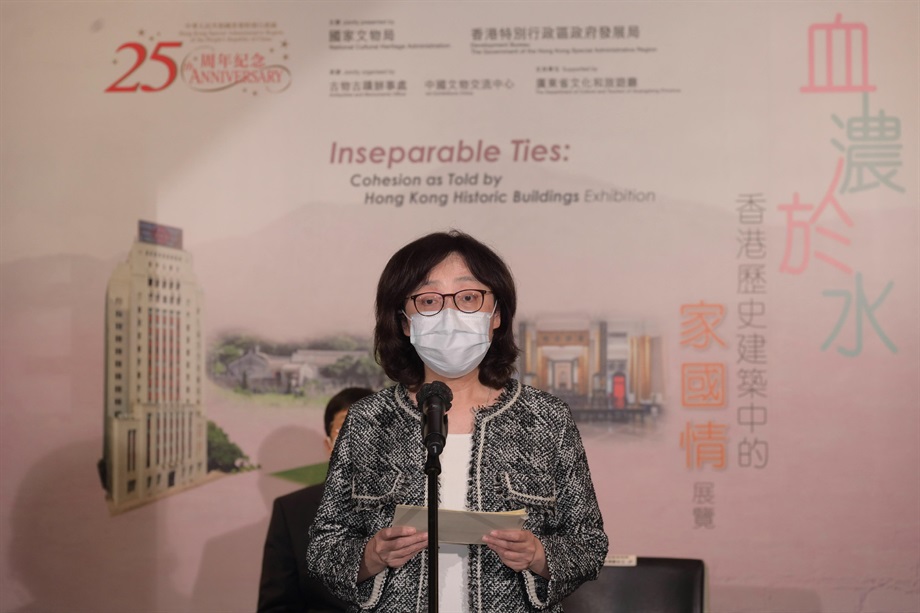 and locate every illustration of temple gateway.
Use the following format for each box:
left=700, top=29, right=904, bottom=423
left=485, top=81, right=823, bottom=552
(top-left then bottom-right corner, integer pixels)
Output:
left=517, top=318, right=665, bottom=419
left=101, top=221, right=207, bottom=513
